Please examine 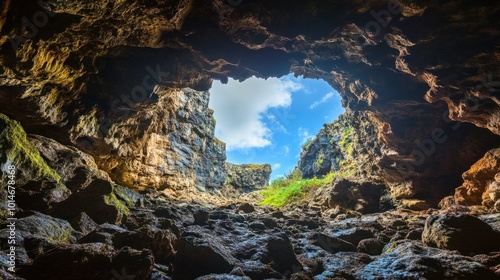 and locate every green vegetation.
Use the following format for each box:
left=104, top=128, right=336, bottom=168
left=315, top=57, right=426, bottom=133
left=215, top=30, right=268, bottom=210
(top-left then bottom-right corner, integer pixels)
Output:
left=0, top=114, right=60, bottom=181
left=314, top=153, right=324, bottom=168
left=259, top=171, right=337, bottom=208
left=225, top=177, right=232, bottom=185
left=105, top=192, right=130, bottom=216
left=301, top=137, right=314, bottom=151
left=340, top=125, right=354, bottom=155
